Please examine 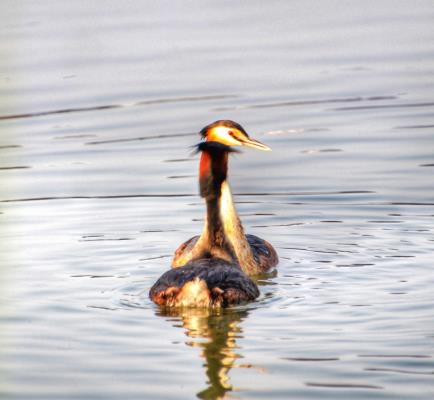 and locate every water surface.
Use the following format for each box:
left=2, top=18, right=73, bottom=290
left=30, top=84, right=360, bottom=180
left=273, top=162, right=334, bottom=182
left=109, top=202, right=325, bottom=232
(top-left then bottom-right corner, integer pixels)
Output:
left=1, top=1, right=434, bottom=399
